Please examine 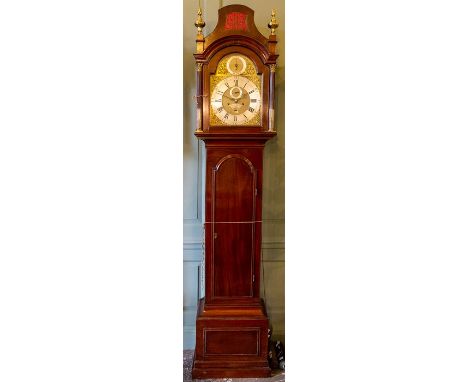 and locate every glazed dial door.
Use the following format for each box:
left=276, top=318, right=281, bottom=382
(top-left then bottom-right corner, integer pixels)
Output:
left=210, top=75, right=261, bottom=125
left=209, top=53, right=263, bottom=126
